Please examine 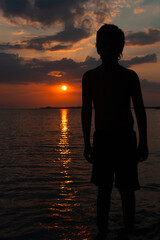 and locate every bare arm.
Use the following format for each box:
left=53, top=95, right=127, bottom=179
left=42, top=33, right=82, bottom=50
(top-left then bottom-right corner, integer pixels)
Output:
left=81, top=73, right=93, bottom=163
left=131, top=71, right=148, bottom=161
